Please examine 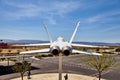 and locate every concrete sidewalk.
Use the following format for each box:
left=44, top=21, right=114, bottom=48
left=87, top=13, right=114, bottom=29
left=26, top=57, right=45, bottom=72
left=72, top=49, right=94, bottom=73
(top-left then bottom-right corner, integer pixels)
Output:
left=11, top=73, right=105, bottom=80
